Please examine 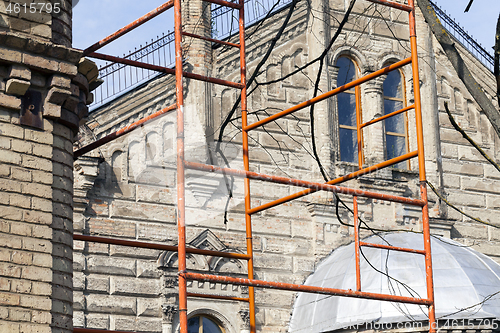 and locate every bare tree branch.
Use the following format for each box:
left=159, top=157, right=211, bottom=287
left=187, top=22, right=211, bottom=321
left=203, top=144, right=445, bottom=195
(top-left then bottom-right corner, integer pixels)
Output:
left=418, top=0, right=500, bottom=139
